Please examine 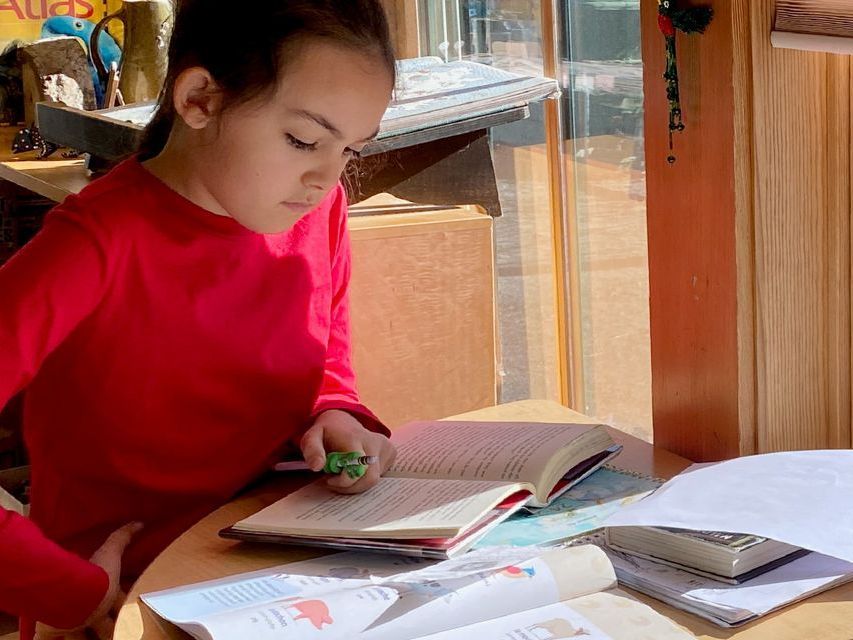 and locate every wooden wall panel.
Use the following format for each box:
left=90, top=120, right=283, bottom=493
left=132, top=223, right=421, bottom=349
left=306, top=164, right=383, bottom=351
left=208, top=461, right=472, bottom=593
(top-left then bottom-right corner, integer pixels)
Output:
left=748, top=0, right=851, bottom=451
left=645, top=0, right=852, bottom=459
left=642, top=0, right=742, bottom=461
left=732, top=0, right=758, bottom=456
